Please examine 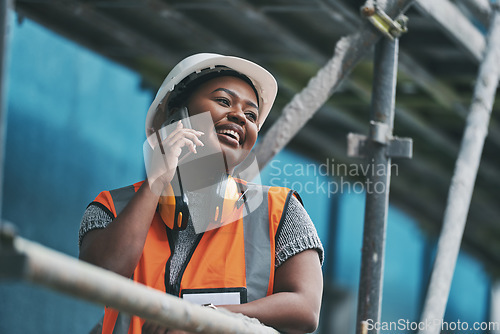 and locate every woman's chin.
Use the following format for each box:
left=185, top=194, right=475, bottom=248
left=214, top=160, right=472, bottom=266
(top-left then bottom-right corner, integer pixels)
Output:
left=220, top=146, right=250, bottom=172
